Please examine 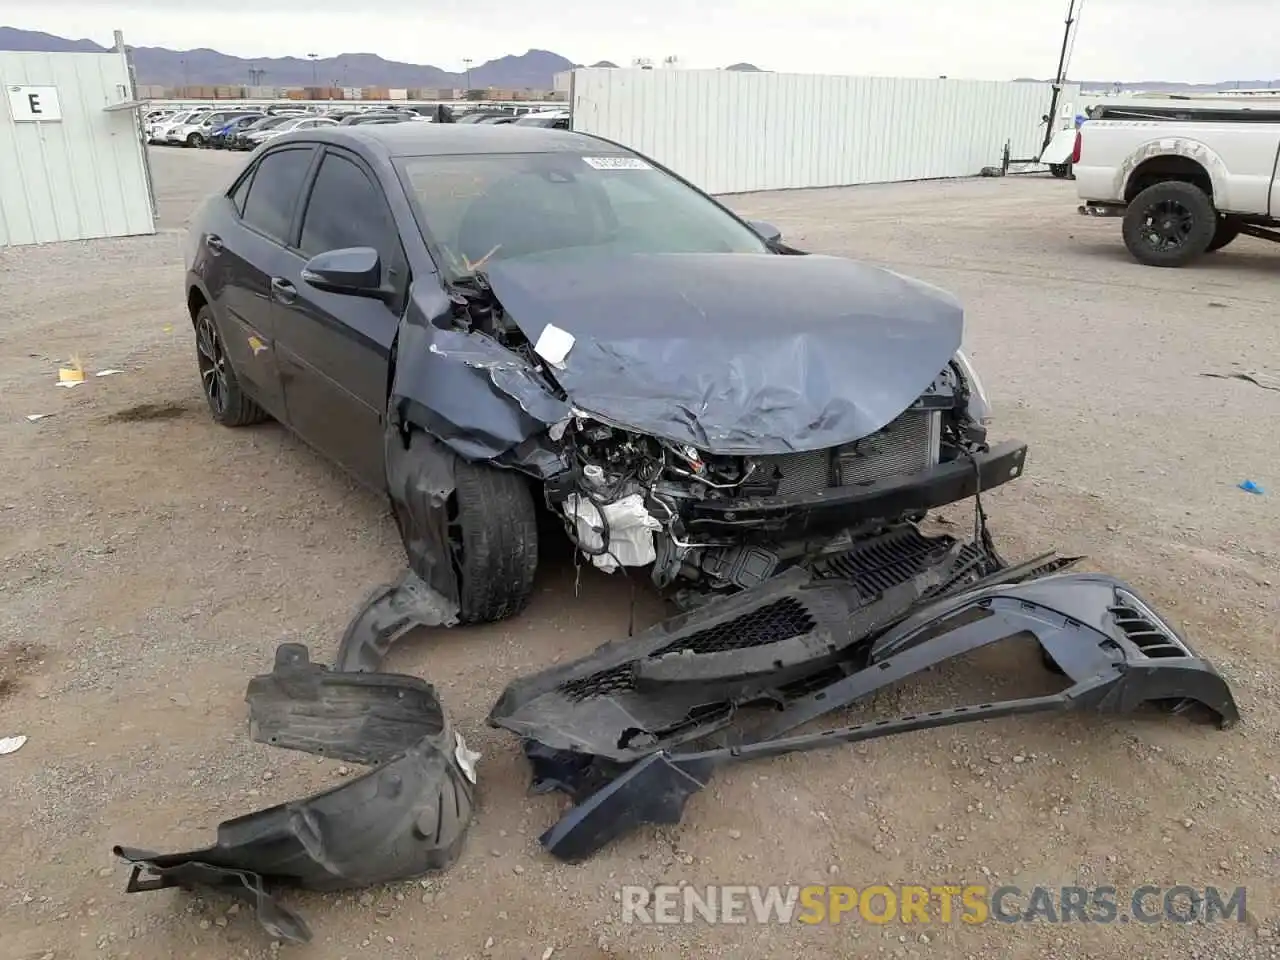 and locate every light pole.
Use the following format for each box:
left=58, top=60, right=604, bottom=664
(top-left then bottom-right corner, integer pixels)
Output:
left=463, top=57, right=473, bottom=90
left=307, top=52, right=319, bottom=87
